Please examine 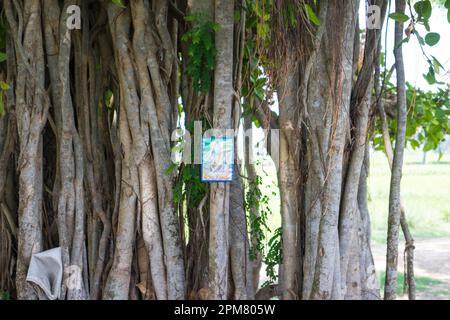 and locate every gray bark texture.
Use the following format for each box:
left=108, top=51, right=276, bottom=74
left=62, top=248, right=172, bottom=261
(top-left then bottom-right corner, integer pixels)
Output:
left=208, top=0, right=234, bottom=300
left=384, top=0, right=408, bottom=301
